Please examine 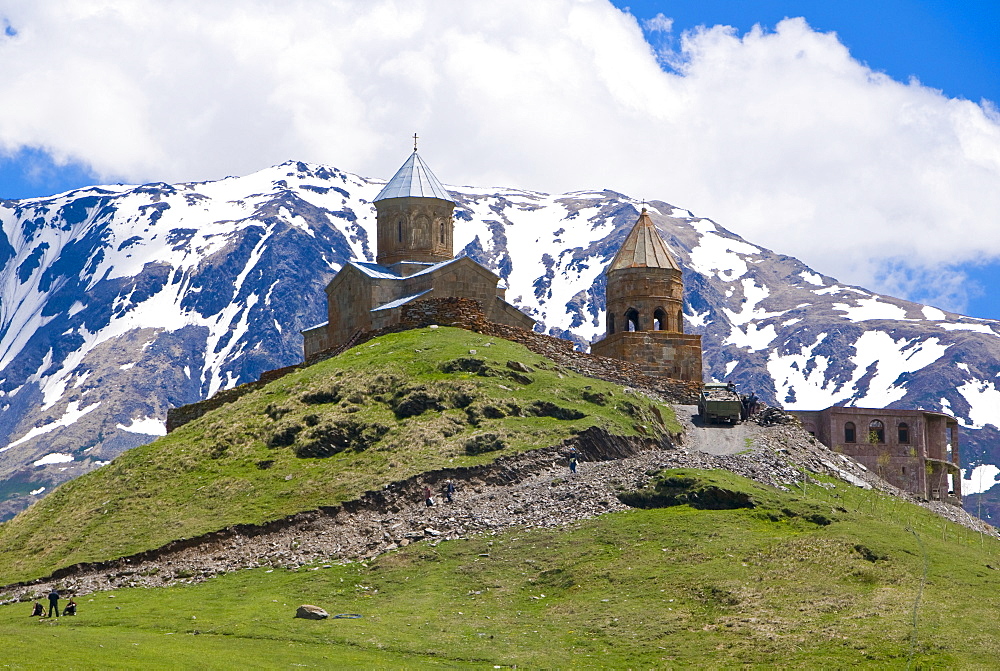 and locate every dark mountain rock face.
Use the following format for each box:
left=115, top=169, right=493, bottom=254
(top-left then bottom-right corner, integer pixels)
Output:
left=2, top=161, right=998, bottom=520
